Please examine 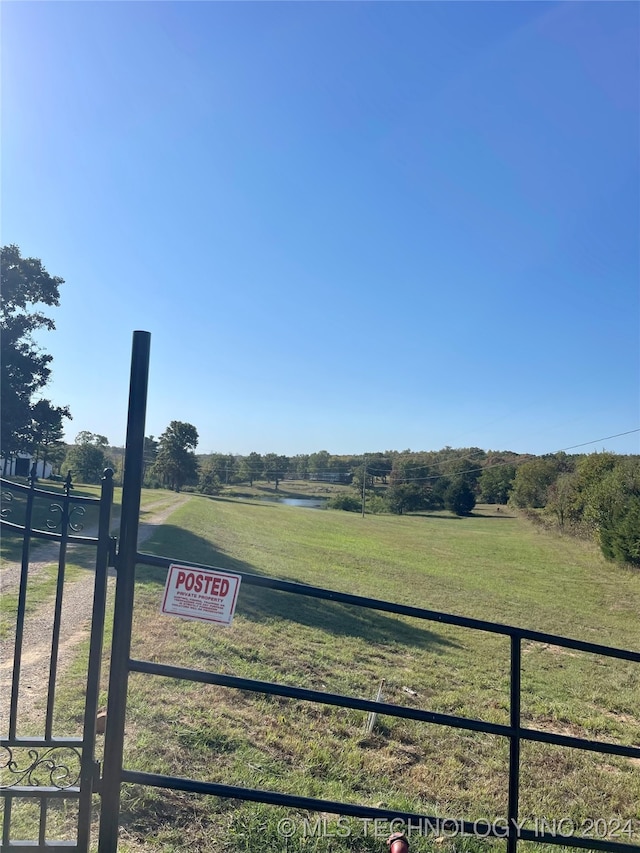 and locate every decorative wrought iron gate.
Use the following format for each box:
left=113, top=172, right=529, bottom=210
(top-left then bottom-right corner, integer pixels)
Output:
left=1, top=467, right=116, bottom=851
